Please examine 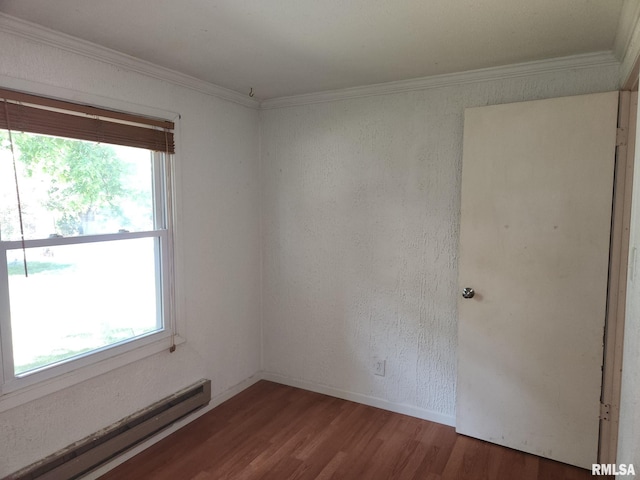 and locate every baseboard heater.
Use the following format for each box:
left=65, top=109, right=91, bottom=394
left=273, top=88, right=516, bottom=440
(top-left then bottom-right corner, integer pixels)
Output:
left=6, top=379, right=211, bottom=480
